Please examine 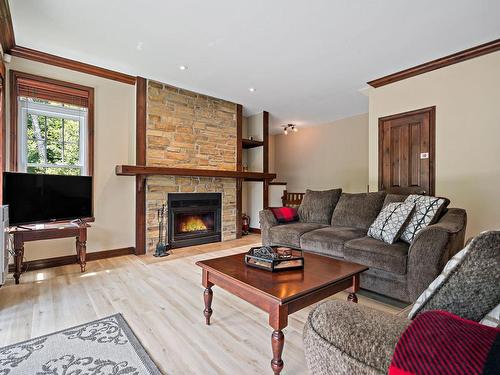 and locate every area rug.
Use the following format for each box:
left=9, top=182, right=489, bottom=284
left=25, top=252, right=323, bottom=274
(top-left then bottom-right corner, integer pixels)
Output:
left=0, top=313, right=162, bottom=374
